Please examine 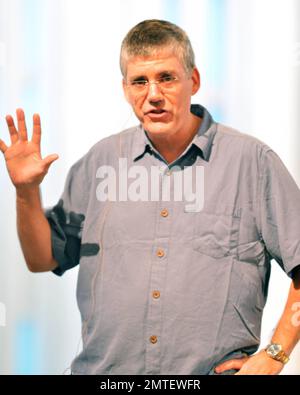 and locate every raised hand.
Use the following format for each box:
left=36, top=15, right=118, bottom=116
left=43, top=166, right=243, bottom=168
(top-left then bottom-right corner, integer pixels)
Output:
left=0, top=109, right=59, bottom=189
